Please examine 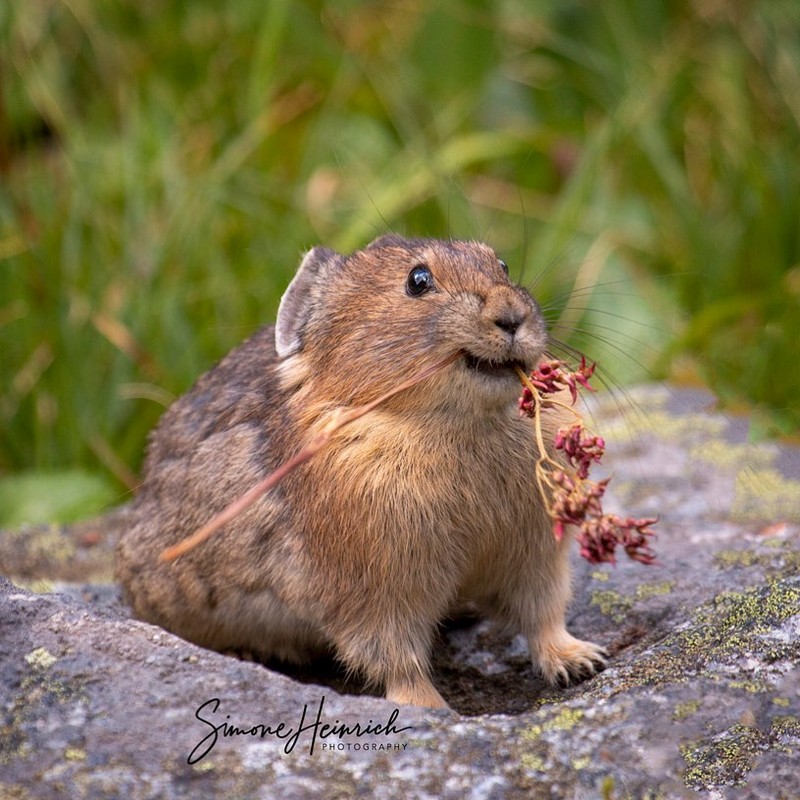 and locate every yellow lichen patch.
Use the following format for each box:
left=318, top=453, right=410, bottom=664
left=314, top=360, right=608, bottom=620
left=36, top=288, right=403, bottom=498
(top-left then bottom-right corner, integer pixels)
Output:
left=408, top=737, right=437, bottom=750
left=591, top=570, right=610, bottom=582
left=12, top=578, right=55, bottom=594
left=543, top=708, right=584, bottom=732
left=728, top=679, right=769, bottom=694
left=520, top=708, right=584, bottom=748
left=521, top=753, right=546, bottom=772
left=682, top=724, right=762, bottom=789
left=520, top=725, right=542, bottom=741
left=24, top=647, right=57, bottom=669
left=591, top=589, right=633, bottom=622
left=635, top=581, right=674, bottom=601
left=65, top=748, right=86, bottom=761
left=773, top=698, right=790, bottom=708
left=714, top=550, right=761, bottom=569
left=689, top=440, right=773, bottom=472
left=771, top=715, right=800, bottom=738
left=762, top=536, right=785, bottom=549
left=592, top=582, right=672, bottom=625
left=619, top=580, right=800, bottom=694
left=673, top=700, right=701, bottom=720
left=601, top=408, right=728, bottom=445
left=600, top=776, right=616, bottom=799
left=733, top=467, right=800, bottom=523
left=571, top=755, right=591, bottom=770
